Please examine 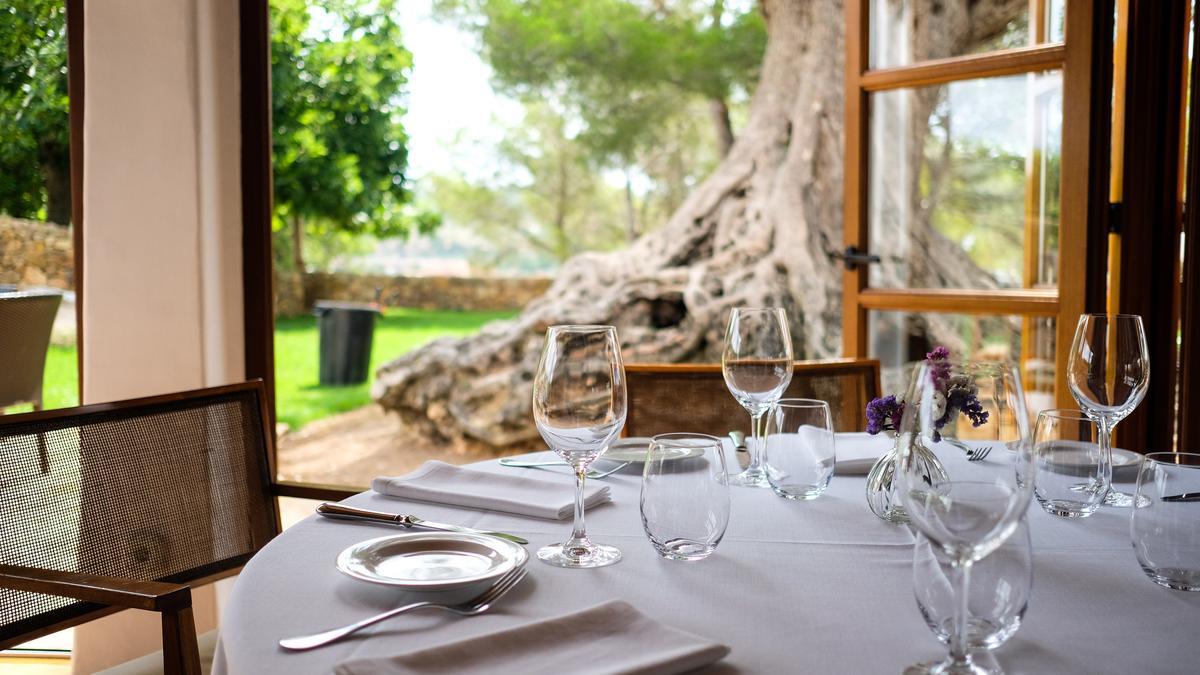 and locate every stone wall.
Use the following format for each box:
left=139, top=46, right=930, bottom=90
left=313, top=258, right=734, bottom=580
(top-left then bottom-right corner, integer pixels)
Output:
left=0, top=215, right=74, bottom=289
left=275, top=272, right=552, bottom=316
